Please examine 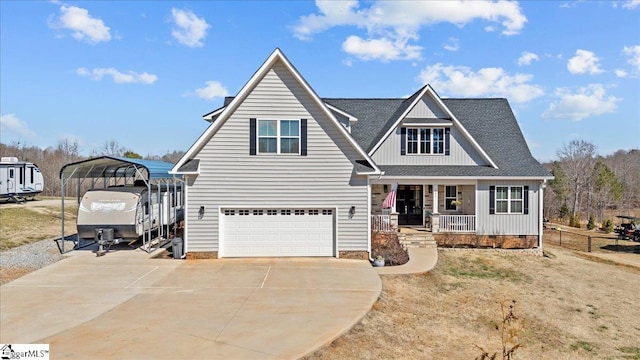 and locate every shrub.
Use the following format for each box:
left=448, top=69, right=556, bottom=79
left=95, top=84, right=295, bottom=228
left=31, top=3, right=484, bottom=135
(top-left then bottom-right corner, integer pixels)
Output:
left=371, top=232, right=409, bottom=266
left=569, top=214, right=581, bottom=228
left=558, top=204, right=569, bottom=222
left=601, top=219, right=614, bottom=233
left=587, top=216, right=596, bottom=230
